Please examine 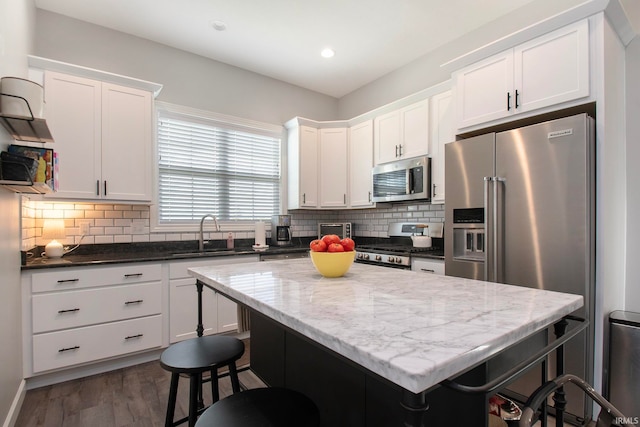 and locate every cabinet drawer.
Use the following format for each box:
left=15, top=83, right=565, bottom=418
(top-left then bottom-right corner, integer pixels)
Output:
left=31, top=263, right=161, bottom=293
left=32, top=282, right=161, bottom=333
left=32, top=315, right=162, bottom=373
left=411, top=259, right=445, bottom=275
